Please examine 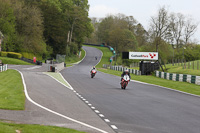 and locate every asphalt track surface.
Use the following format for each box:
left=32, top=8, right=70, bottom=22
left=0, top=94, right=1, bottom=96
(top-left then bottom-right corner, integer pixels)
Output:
left=4, top=64, right=115, bottom=133
left=61, top=46, right=200, bottom=133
